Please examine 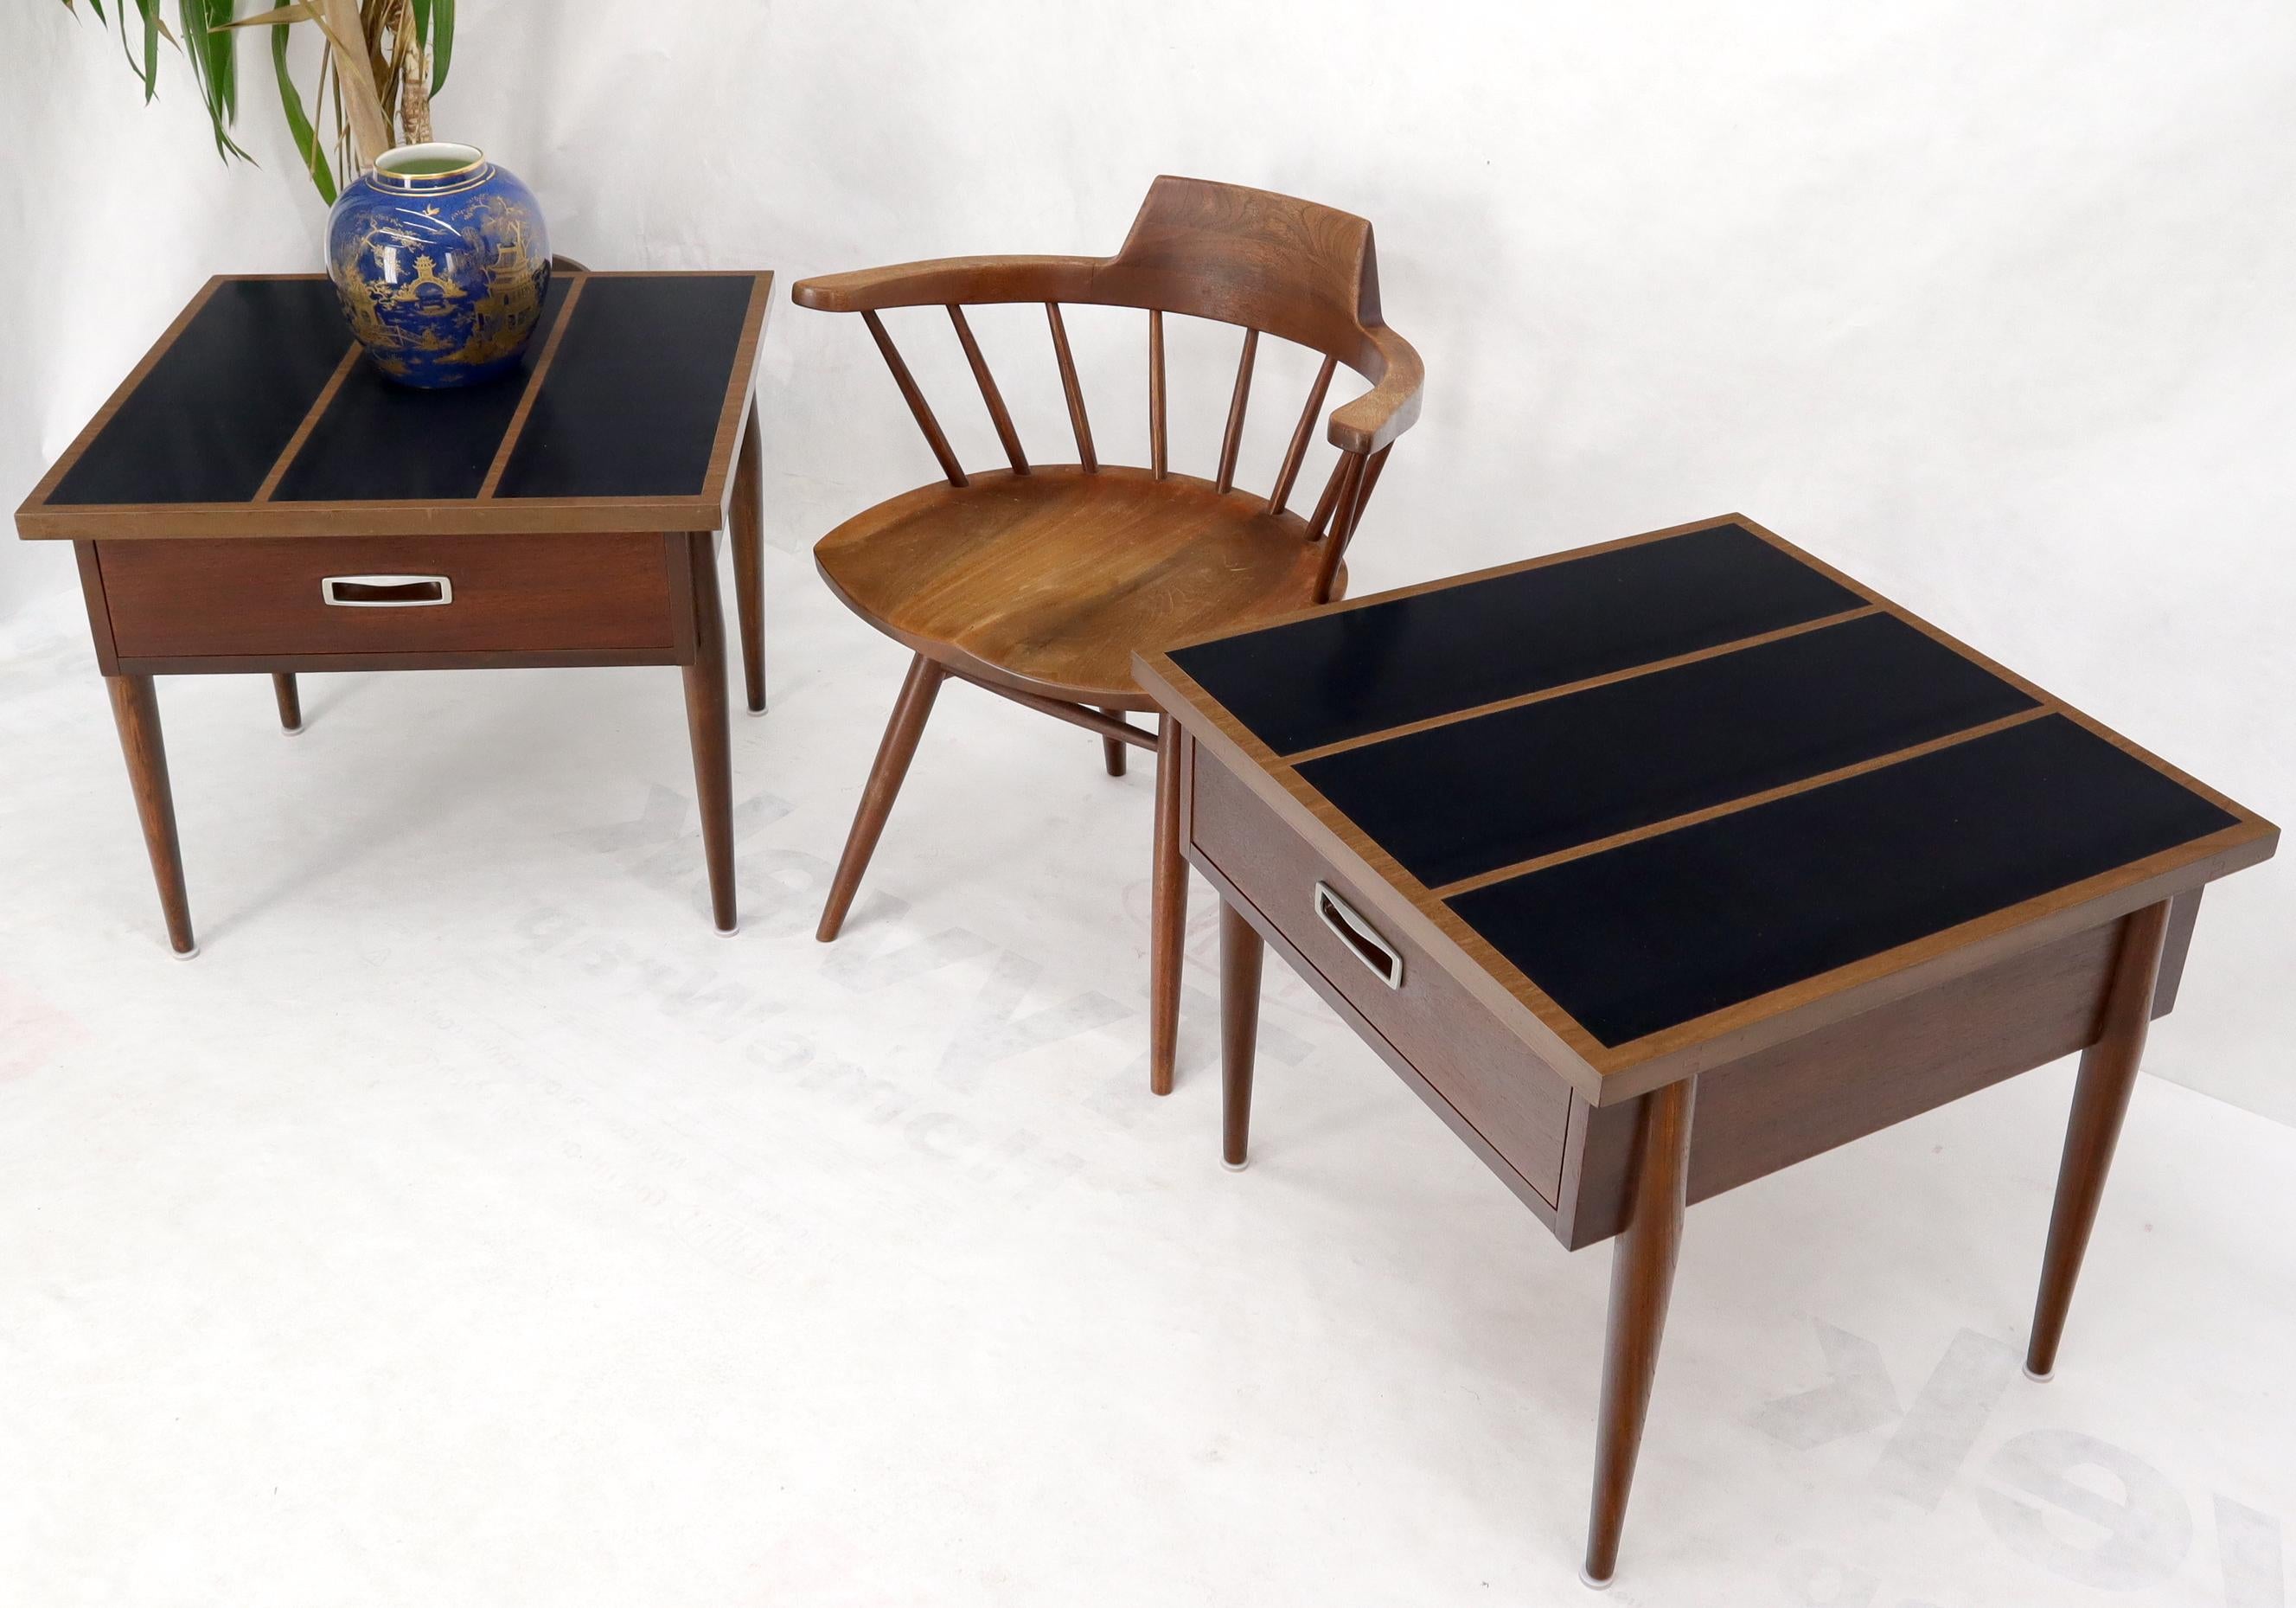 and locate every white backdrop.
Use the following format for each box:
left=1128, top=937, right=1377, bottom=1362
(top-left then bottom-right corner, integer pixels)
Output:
left=5, top=0, right=2292, bottom=1121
